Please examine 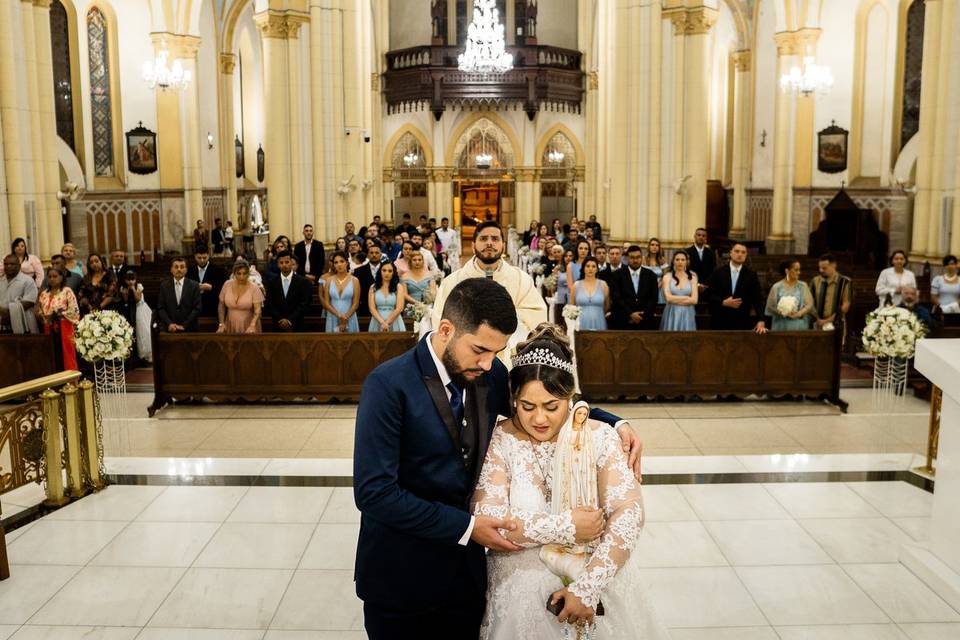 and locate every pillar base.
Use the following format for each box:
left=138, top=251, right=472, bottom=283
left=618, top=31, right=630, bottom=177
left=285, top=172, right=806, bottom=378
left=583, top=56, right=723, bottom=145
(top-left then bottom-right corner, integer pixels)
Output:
left=766, top=234, right=795, bottom=255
